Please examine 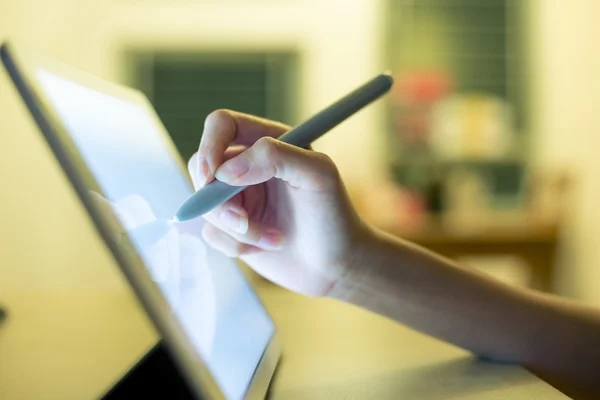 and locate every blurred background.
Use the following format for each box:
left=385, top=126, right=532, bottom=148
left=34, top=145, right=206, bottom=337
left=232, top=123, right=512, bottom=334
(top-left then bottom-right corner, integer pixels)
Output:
left=2, top=0, right=600, bottom=294
left=2, top=0, right=600, bottom=297
left=0, top=1, right=599, bottom=393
